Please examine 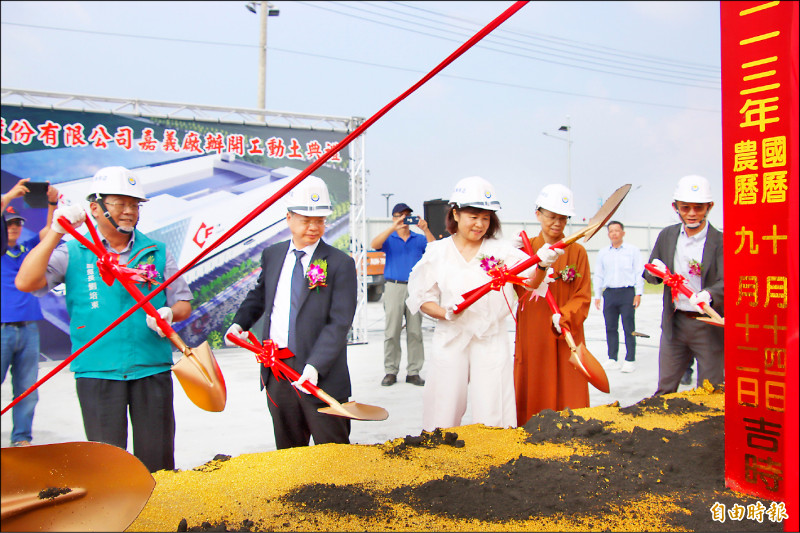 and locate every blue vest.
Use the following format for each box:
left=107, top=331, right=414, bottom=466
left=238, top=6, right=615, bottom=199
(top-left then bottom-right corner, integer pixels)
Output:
left=65, top=230, right=172, bottom=380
